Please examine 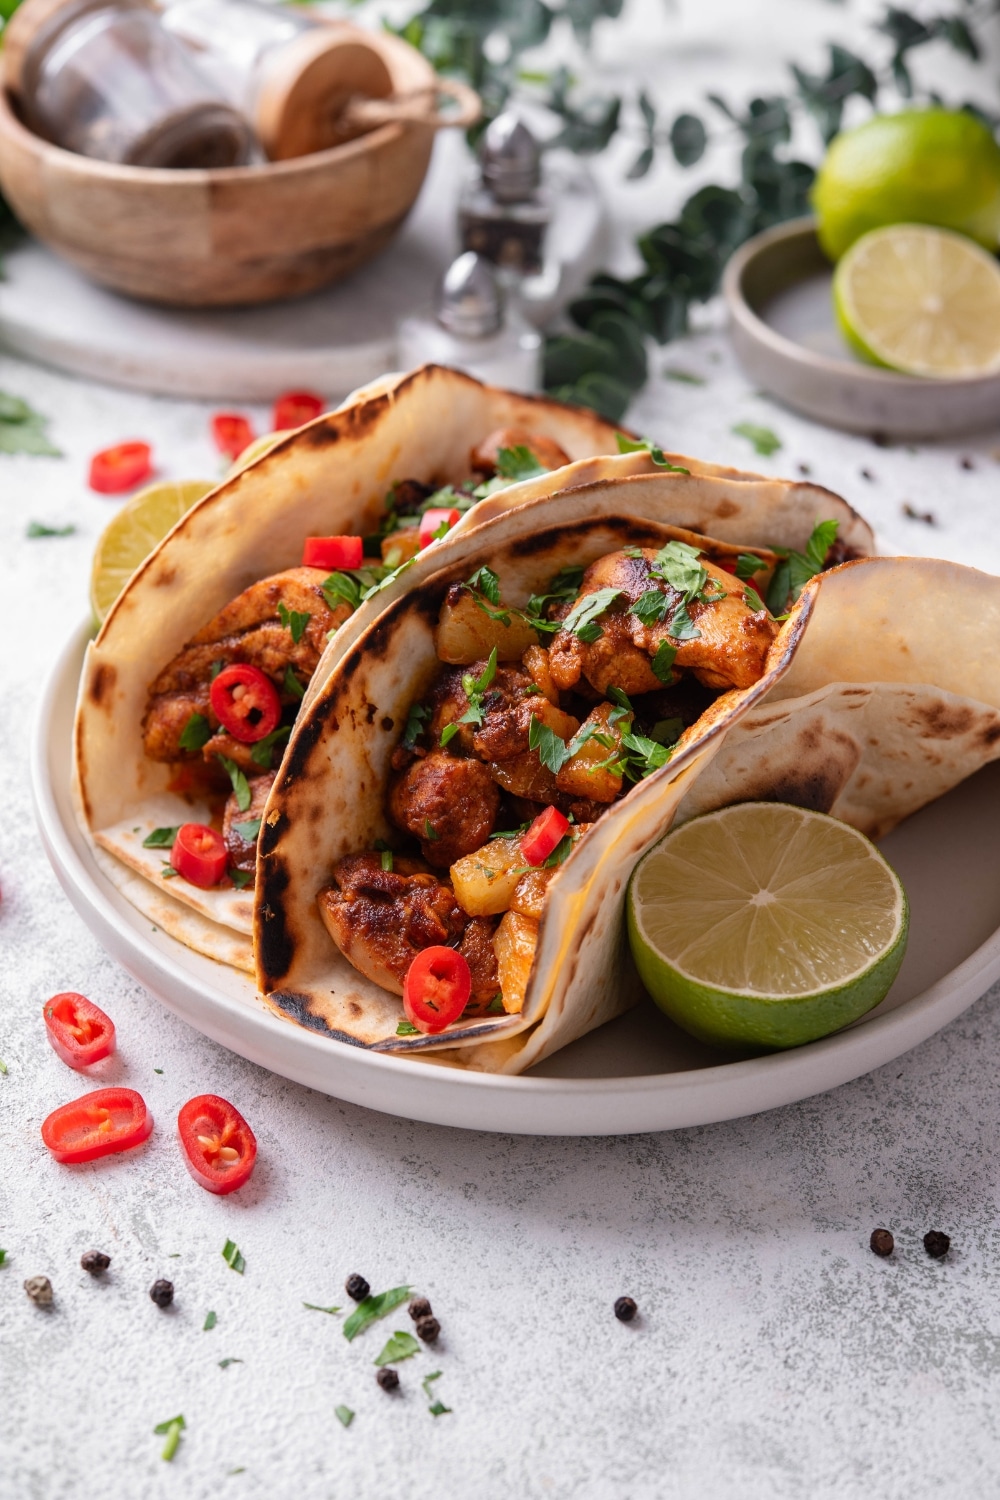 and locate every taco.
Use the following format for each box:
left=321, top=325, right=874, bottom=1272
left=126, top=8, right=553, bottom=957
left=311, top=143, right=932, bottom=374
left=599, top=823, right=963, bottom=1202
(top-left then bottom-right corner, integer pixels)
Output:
left=73, top=364, right=630, bottom=969
left=255, top=473, right=872, bottom=1069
